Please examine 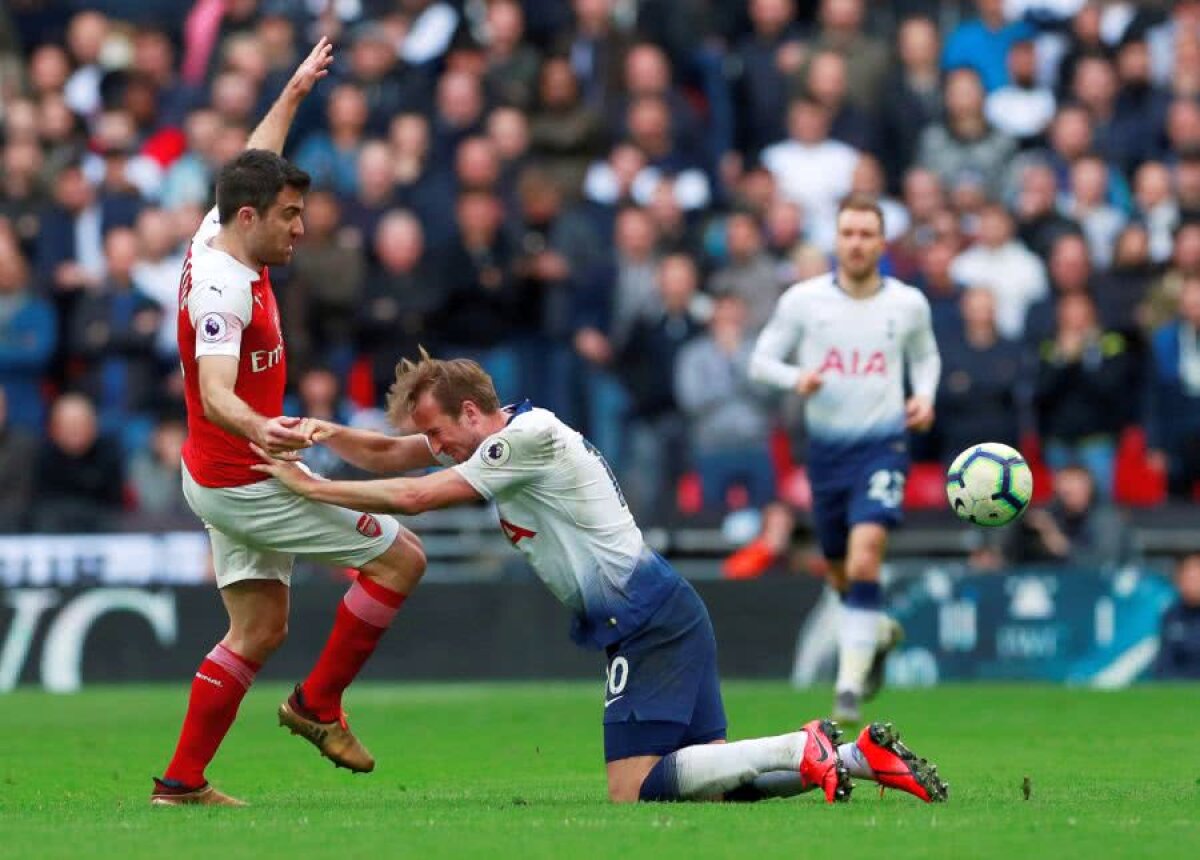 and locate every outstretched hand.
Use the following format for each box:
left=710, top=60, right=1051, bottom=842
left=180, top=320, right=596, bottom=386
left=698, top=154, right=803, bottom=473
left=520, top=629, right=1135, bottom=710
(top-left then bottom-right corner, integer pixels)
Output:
left=288, top=37, right=334, bottom=98
left=250, top=443, right=315, bottom=493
